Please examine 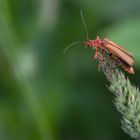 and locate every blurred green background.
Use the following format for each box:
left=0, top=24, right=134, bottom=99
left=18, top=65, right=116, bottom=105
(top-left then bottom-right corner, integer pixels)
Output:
left=0, top=0, right=140, bottom=140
